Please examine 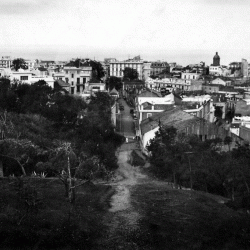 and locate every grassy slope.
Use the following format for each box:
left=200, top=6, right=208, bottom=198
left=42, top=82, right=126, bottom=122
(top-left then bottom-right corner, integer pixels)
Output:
left=130, top=182, right=250, bottom=250
left=0, top=178, right=114, bottom=249
left=0, top=176, right=250, bottom=249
